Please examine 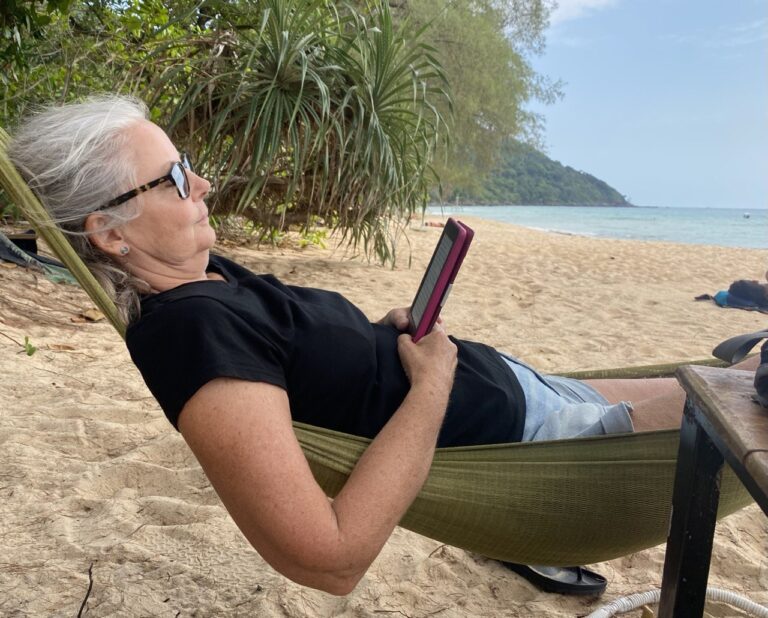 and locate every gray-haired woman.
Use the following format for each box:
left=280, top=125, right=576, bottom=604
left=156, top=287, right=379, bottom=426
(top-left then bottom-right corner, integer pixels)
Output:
left=8, top=96, right=733, bottom=596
